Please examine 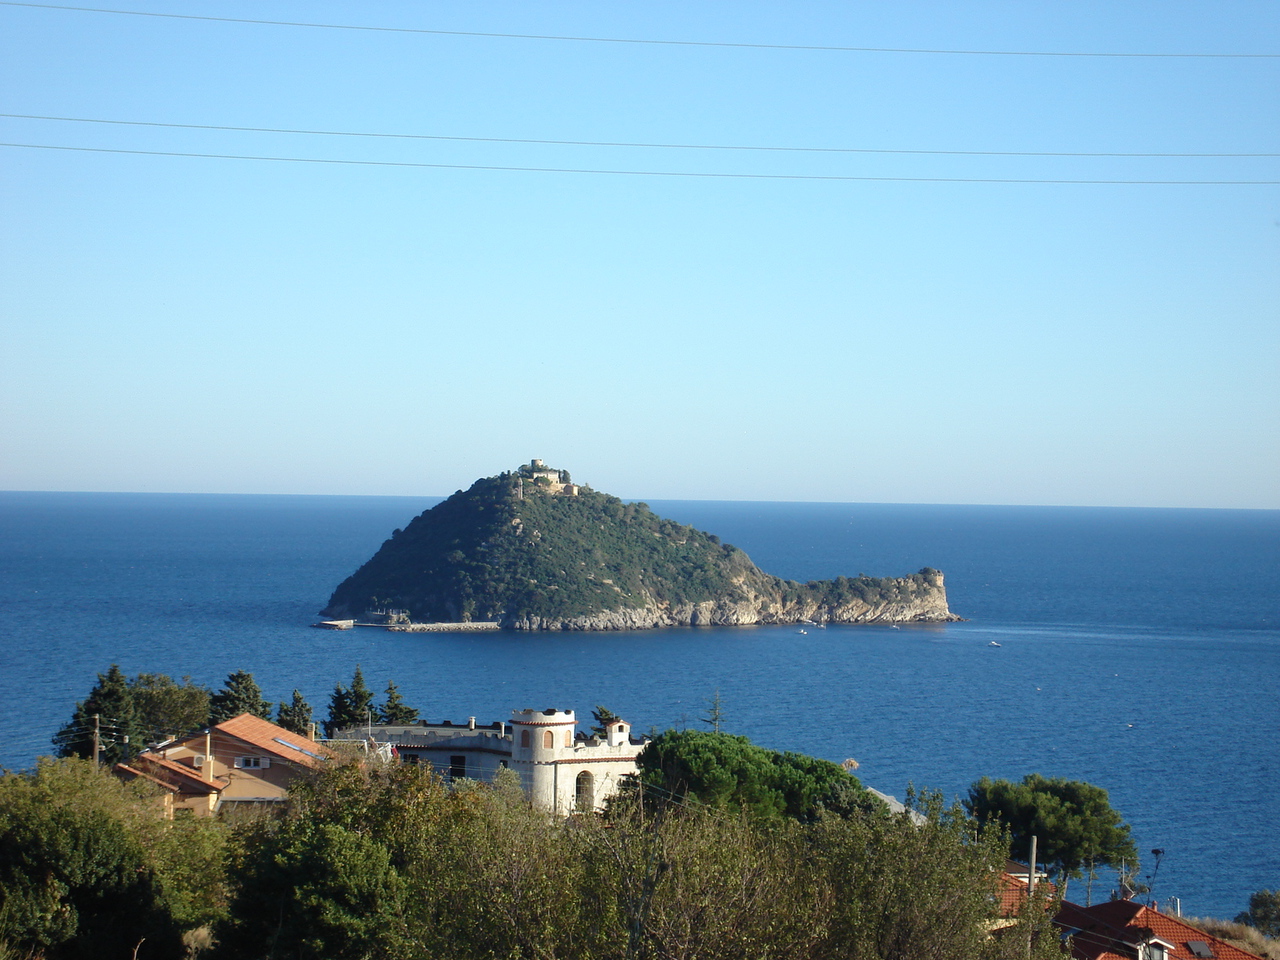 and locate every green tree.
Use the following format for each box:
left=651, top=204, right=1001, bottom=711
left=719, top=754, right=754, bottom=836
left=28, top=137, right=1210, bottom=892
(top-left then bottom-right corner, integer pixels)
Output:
left=325, top=667, right=376, bottom=737
left=1235, top=889, right=1280, bottom=937
left=324, top=683, right=352, bottom=738
left=347, top=666, right=375, bottom=726
left=965, top=773, right=1138, bottom=894
left=208, top=670, right=271, bottom=724
left=277, top=689, right=314, bottom=737
left=219, top=819, right=408, bottom=960
left=53, top=665, right=142, bottom=765
left=589, top=704, right=621, bottom=737
left=378, top=681, right=419, bottom=725
left=700, top=689, right=726, bottom=732
left=637, top=729, right=879, bottom=822
left=128, top=673, right=210, bottom=743
left=810, top=791, right=1065, bottom=960
left=0, top=758, right=184, bottom=960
